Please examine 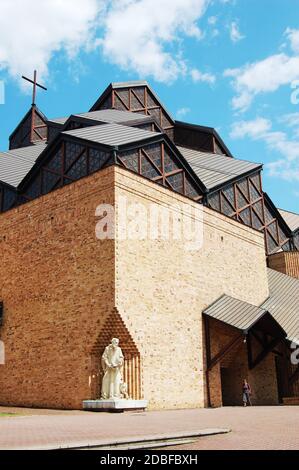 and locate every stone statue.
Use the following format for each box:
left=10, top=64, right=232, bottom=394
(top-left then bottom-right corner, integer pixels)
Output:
left=101, top=338, right=125, bottom=400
